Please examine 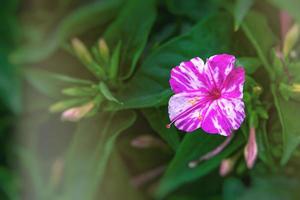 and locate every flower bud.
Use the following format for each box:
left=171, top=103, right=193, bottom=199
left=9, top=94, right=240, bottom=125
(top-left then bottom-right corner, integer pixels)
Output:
left=244, top=127, right=258, bottom=169
left=283, top=24, right=299, bottom=58
left=71, top=38, right=106, bottom=79
left=98, top=38, right=110, bottom=62
left=279, top=83, right=300, bottom=101
left=291, top=83, right=300, bottom=92
left=219, top=158, right=234, bottom=177
left=61, top=101, right=94, bottom=122
left=253, top=86, right=262, bottom=96
left=131, top=134, right=164, bottom=148
left=71, top=38, right=93, bottom=64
